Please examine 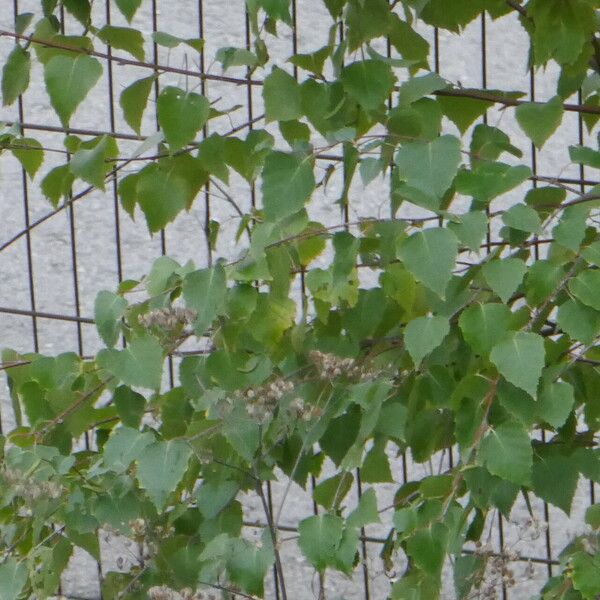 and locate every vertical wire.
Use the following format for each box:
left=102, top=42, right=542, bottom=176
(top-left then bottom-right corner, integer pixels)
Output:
left=578, top=90, right=596, bottom=508
left=479, top=12, right=508, bottom=598
left=433, top=25, right=455, bottom=477
left=105, top=0, right=124, bottom=288
left=245, top=8, right=257, bottom=212
left=245, top=6, right=274, bottom=600
left=198, top=0, right=212, bottom=268
left=151, top=0, right=175, bottom=388
left=388, top=1, right=408, bottom=487
left=58, top=6, right=84, bottom=362
left=13, top=0, right=39, bottom=356
left=483, top=12, right=507, bottom=598
left=529, top=67, right=553, bottom=582
left=335, top=9, right=369, bottom=598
